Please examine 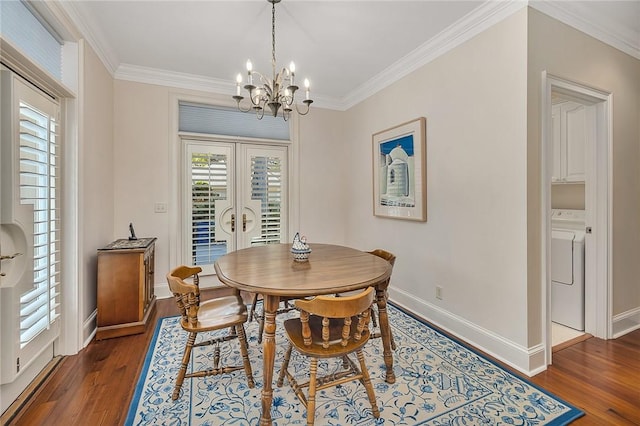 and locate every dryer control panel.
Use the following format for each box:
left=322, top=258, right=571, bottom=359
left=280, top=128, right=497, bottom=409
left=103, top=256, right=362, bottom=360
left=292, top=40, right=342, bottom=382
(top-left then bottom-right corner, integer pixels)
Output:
left=552, top=209, right=585, bottom=231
